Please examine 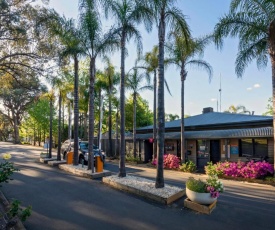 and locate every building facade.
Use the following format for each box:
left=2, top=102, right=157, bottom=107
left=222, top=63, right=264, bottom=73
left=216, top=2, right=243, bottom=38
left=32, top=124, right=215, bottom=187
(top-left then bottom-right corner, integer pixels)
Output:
left=130, top=108, right=274, bottom=169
